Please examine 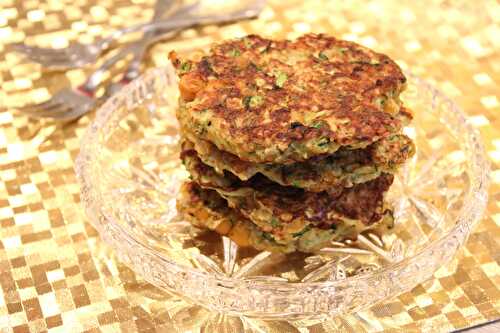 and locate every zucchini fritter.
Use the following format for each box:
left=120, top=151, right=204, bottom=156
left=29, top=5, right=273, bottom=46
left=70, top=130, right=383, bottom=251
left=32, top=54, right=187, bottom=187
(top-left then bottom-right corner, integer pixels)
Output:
left=171, top=34, right=407, bottom=163
left=181, top=147, right=394, bottom=244
left=177, top=182, right=394, bottom=253
left=182, top=131, right=414, bottom=192
left=172, top=33, right=414, bottom=253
